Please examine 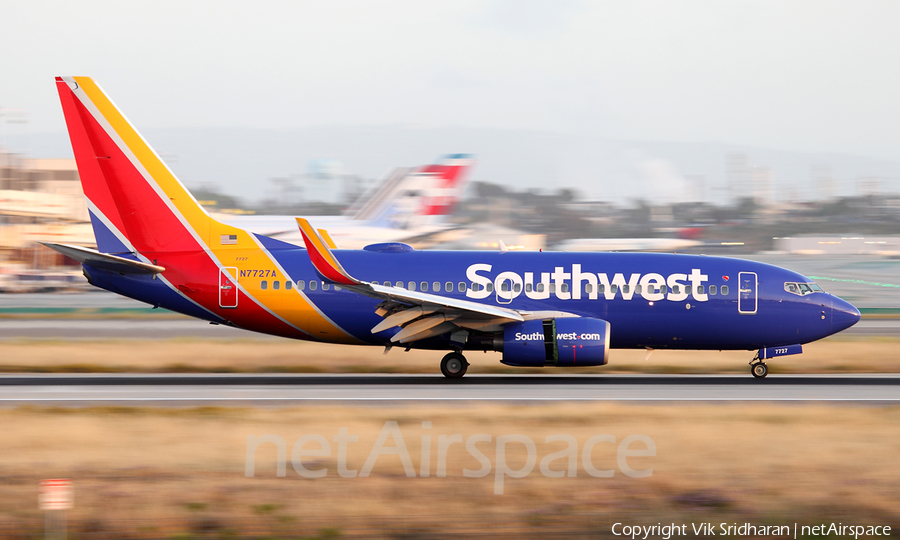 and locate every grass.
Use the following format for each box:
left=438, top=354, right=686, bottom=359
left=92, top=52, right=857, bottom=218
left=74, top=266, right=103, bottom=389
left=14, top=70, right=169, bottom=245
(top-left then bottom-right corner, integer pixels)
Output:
left=0, top=334, right=897, bottom=374
left=0, top=403, right=896, bottom=535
